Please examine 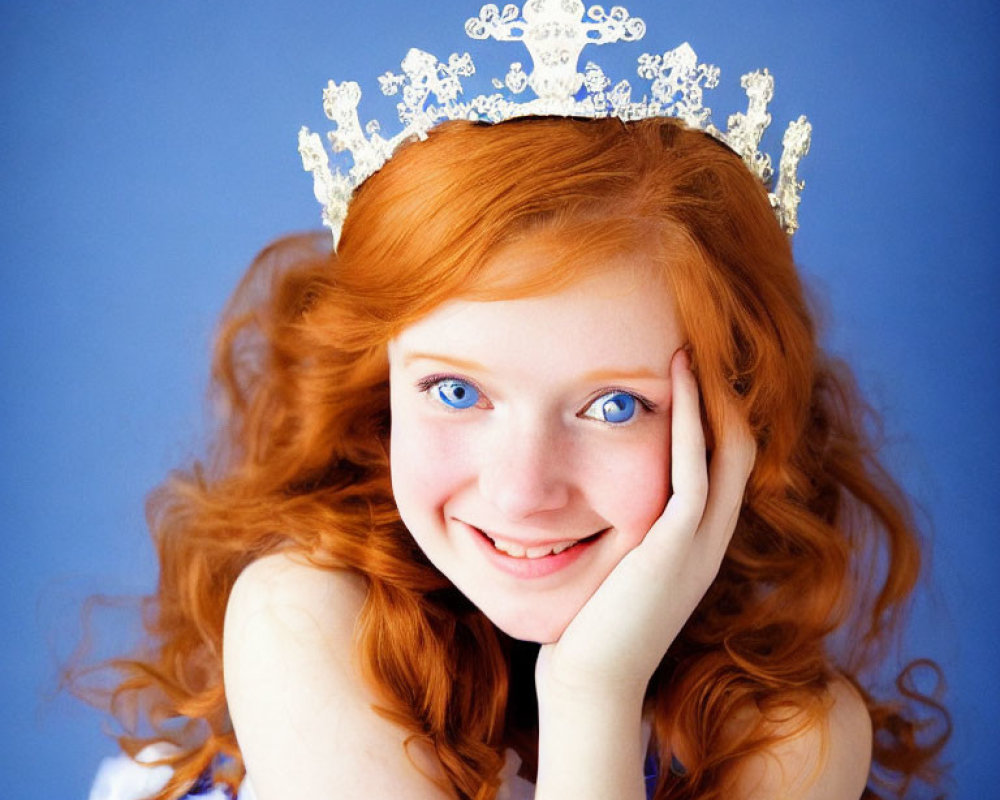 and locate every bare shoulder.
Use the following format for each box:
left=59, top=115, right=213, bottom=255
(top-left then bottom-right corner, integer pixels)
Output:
left=224, top=552, right=453, bottom=800
left=728, top=676, right=873, bottom=800
left=226, top=550, right=367, bottom=641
